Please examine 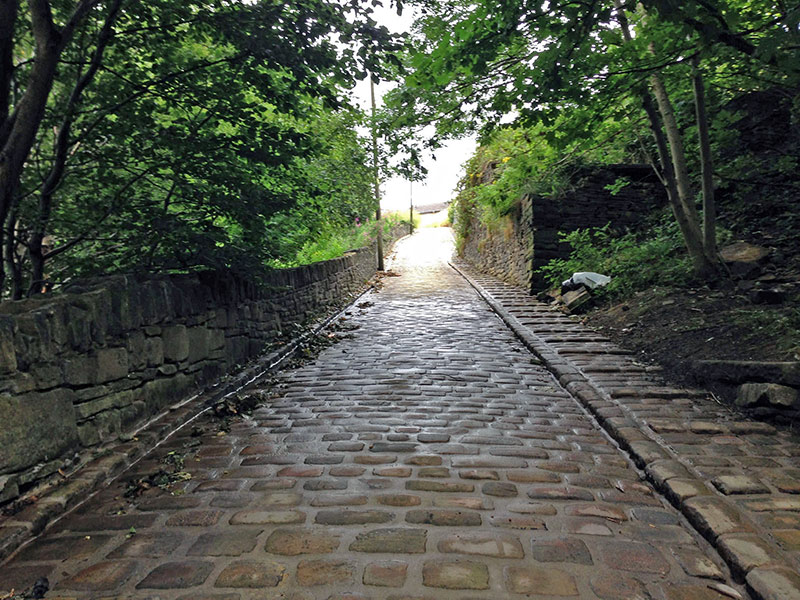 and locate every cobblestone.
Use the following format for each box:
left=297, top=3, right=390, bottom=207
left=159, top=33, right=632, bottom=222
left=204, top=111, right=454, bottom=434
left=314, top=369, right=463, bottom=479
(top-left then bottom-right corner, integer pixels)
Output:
left=0, top=229, right=769, bottom=599
left=454, top=254, right=800, bottom=600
